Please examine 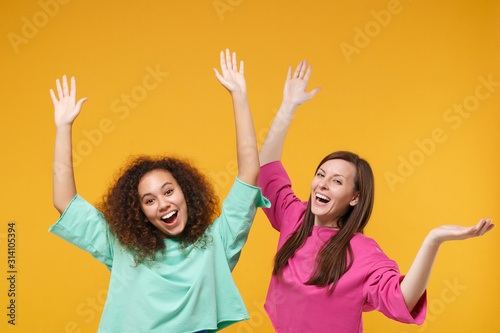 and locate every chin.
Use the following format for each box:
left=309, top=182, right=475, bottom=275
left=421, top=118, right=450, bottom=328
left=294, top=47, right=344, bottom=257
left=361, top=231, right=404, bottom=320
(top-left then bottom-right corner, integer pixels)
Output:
left=169, top=226, right=187, bottom=238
